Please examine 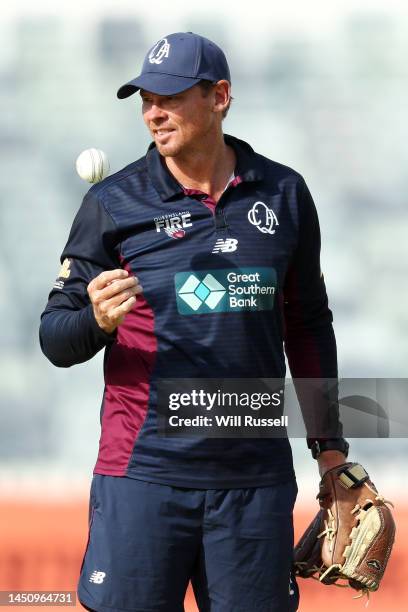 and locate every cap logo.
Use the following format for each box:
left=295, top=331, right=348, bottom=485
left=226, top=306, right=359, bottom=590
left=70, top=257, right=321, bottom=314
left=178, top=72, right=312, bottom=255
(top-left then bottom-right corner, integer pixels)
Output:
left=149, top=38, right=170, bottom=65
